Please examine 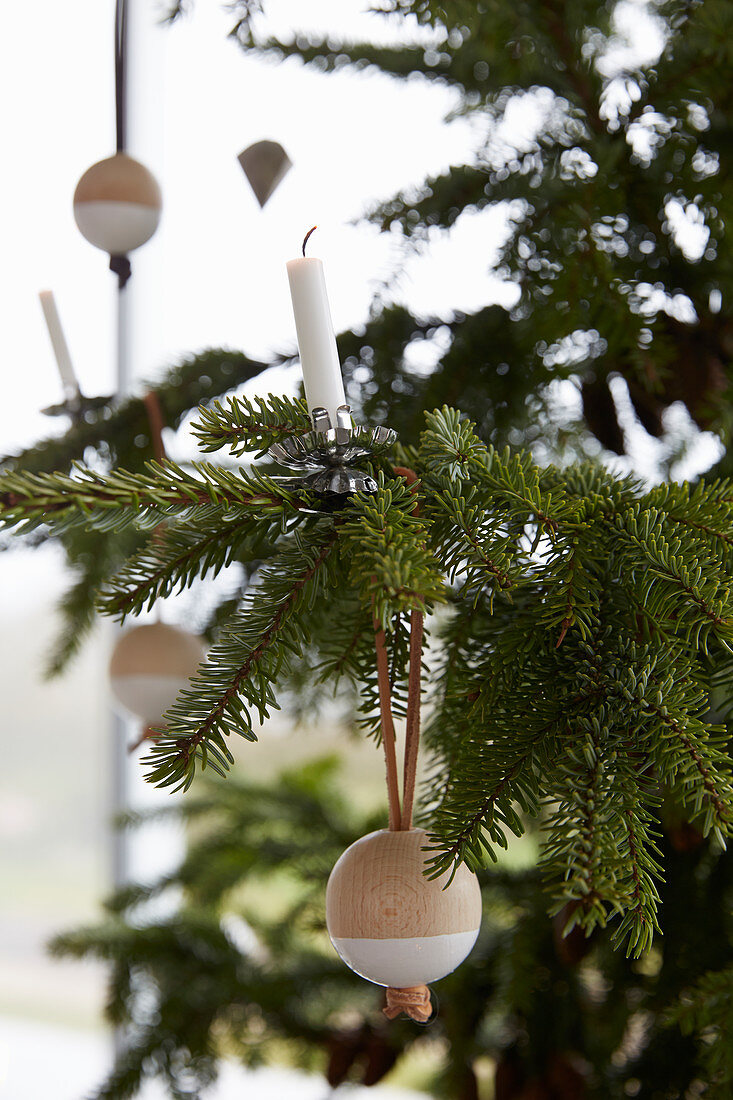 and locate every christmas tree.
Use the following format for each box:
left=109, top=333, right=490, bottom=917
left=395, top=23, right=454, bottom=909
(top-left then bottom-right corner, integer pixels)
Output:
left=3, top=0, right=733, bottom=1096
